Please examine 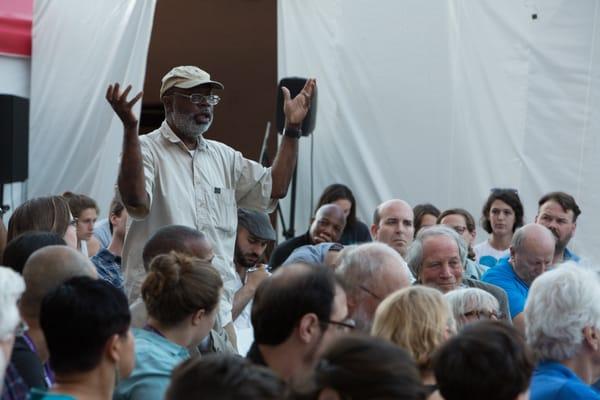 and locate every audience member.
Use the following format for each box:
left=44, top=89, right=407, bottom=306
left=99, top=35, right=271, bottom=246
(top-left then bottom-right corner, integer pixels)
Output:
left=0, top=215, right=7, bottom=261
left=535, top=191, right=581, bottom=264
left=372, top=286, right=455, bottom=399
left=115, top=252, right=222, bottom=400
left=270, top=204, right=346, bottom=270
left=290, top=335, right=427, bottom=400
left=106, top=68, right=314, bottom=342
left=433, top=321, right=534, bottom=400
left=0, top=267, right=26, bottom=400
left=315, top=183, right=371, bottom=245
left=336, top=242, right=412, bottom=332
left=444, top=288, right=500, bottom=331
left=7, top=196, right=77, bottom=249
left=31, top=277, right=134, bottom=400
left=413, top=203, right=440, bottom=237
left=474, top=188, right=524, bottom=268
left=166, top=354, right=285, bottom=400
left=371, top=199, right=415, bottom=258
left=232, top=209, right=275, bottom=354
left=90, top=199, right=128, bottom=290
left=92, top=198, right=125, bottom=249
left=406, top=226, right=510, bottom=320
left=437, top=208, right=487, bottom=281
left=12, top=246, right=96, bottom=393
left=526, top=264, right=600, bottom=400
left=2, top=232, right=66, bottom=274
left=62, top=192, right=101, bottom=257
left=282, top=242, right=344, bottom=268
left=249, top=263, right=350, bottom=383
left=482, top=224, right=554, bottom=332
